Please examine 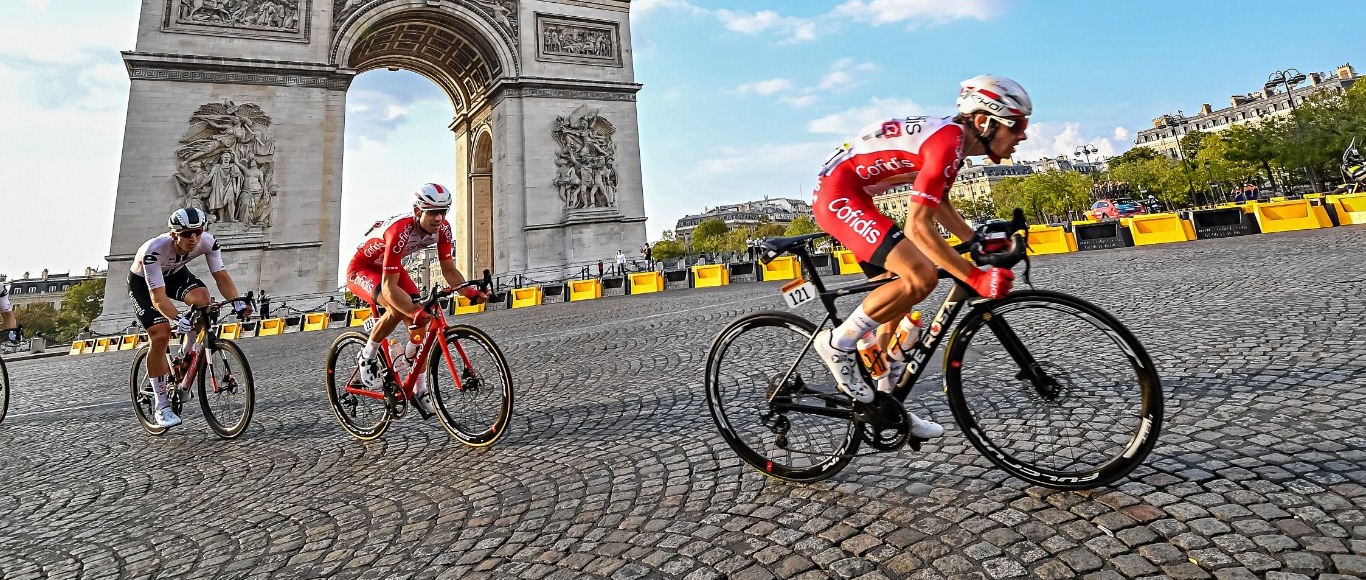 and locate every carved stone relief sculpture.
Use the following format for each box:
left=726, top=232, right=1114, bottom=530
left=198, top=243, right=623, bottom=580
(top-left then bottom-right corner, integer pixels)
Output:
left=177, top=0, right=302, bottom=31
left=172, top=100, right=280, bottom=228
left=474, top=0, right=518, bottom=37
left=537, top=15, right=619, bottom=66
left=552, top=105, right=618, bottom=210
